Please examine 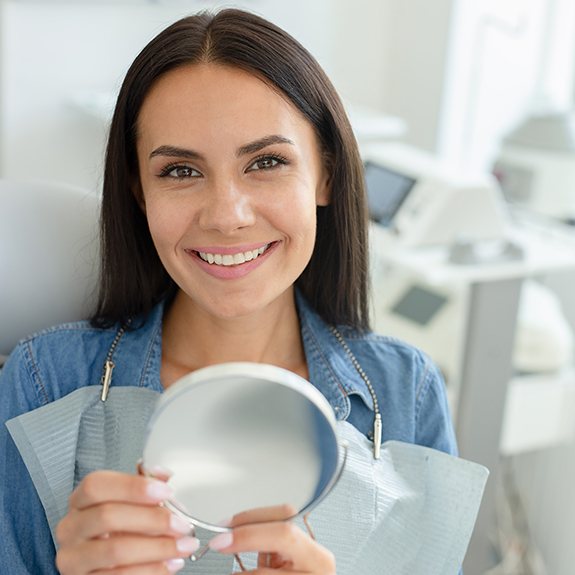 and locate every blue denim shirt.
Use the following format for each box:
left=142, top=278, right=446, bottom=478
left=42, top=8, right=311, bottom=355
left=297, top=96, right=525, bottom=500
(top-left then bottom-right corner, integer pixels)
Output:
left=0, top=292, right=457, bottom=574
